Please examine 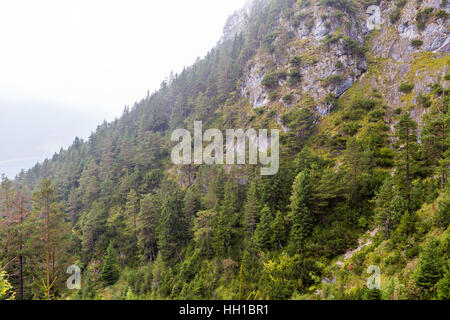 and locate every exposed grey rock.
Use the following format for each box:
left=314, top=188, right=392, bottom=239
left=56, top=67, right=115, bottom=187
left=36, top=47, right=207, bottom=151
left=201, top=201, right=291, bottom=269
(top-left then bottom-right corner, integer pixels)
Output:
left=366, top=5, right=382, bottom=31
